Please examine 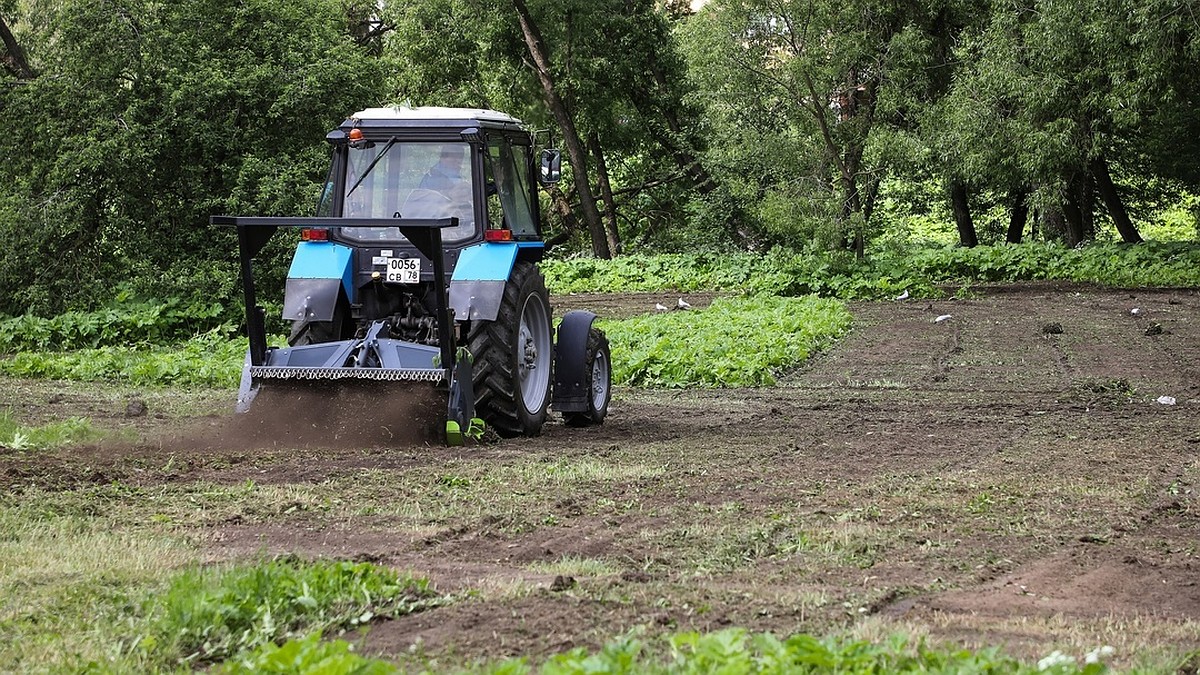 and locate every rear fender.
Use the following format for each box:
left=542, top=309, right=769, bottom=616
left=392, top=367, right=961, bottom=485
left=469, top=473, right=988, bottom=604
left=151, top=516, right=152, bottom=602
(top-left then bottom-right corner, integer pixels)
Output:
left=449, top=241, right=543, bottom=322
left=552, top=310, right=598, bottom=413
left=283, top=241, right=353, bottom=322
